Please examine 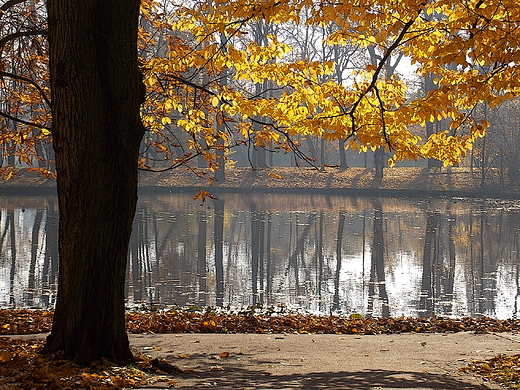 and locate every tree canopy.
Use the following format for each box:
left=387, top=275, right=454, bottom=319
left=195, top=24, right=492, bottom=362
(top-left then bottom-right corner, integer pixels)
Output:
left=1, top=0, right=519, bottom=176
